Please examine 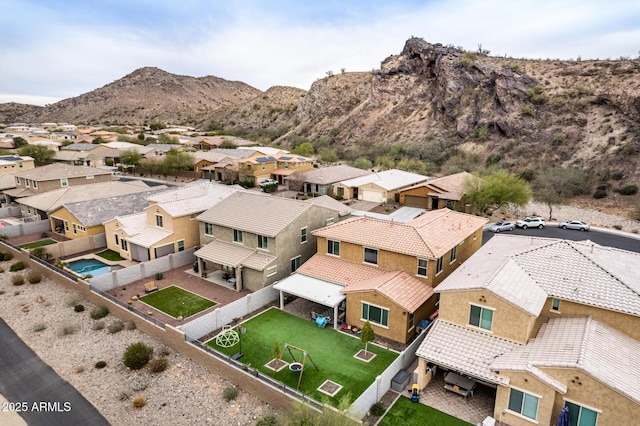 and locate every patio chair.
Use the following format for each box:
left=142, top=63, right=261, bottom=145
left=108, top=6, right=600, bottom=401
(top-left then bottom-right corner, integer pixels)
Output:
left=144, top=281, right=158, bottom=293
